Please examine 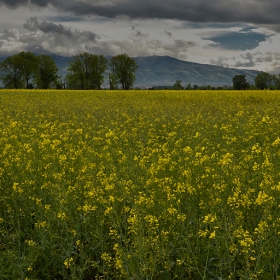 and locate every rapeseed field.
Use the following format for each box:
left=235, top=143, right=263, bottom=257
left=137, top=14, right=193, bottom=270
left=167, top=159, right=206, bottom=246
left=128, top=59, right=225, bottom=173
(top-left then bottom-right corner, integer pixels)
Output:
left=1, top=89, right=280, bottom=279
